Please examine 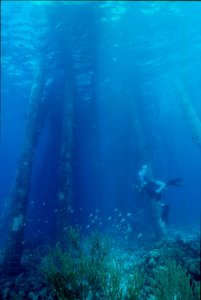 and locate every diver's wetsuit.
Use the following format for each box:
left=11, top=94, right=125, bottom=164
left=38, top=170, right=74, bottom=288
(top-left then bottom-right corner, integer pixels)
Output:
left=142, top=180, right=162, bottom=201
left=141, top=180, right=169, bottom=225
left=138, top=165, right=182, bottom=240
